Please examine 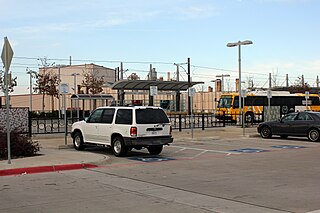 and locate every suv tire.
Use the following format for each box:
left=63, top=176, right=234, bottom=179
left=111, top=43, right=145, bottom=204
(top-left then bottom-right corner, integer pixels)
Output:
left=147, top=145, right=163, bottom=155
left=112, top=136, right=128, bottom=157
left=73, top=132, right=85, bottom=150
